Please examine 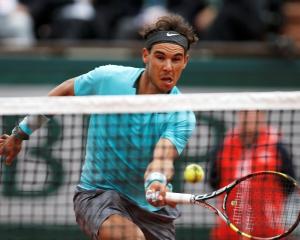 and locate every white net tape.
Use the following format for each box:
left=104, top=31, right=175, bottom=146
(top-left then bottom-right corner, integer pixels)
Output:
left=1, top=91, right=300, bottom=115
